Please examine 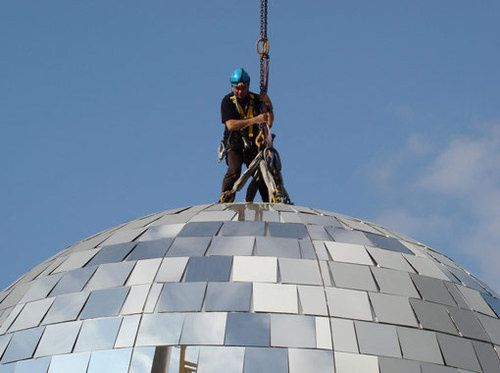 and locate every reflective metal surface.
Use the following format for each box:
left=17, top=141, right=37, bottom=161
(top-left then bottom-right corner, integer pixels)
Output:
left=0, top=203, right=498, bottom=373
